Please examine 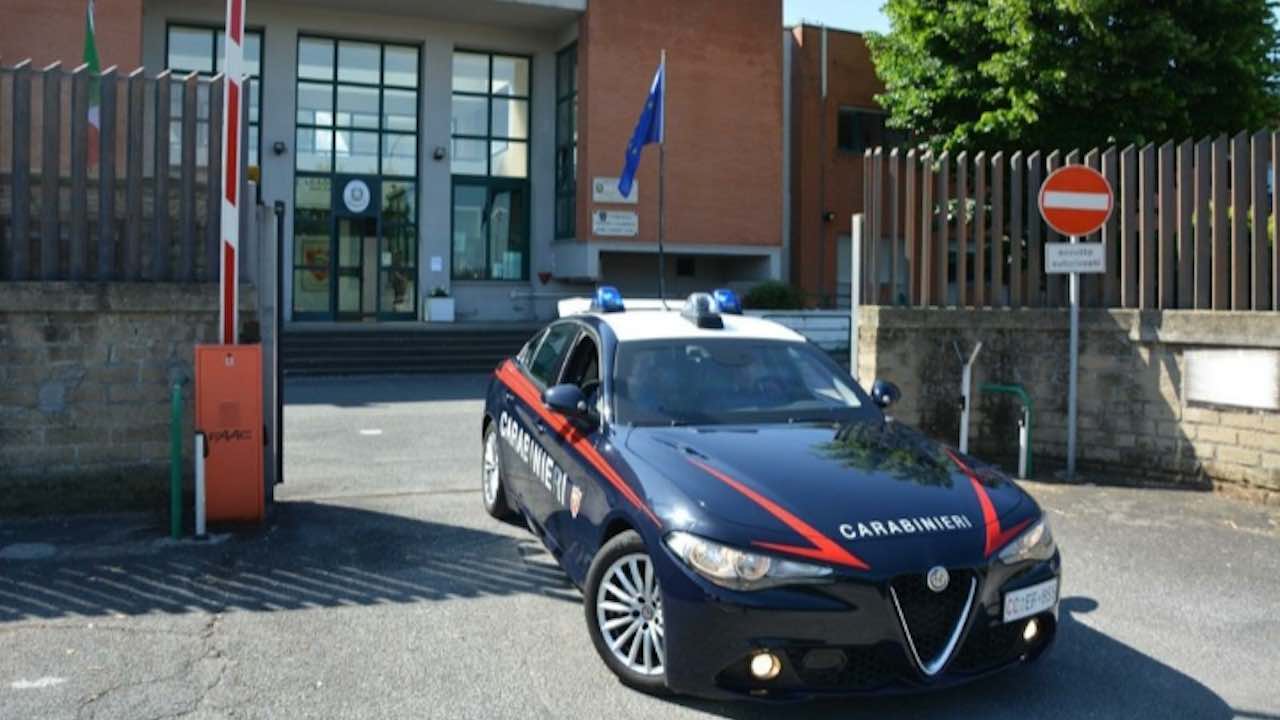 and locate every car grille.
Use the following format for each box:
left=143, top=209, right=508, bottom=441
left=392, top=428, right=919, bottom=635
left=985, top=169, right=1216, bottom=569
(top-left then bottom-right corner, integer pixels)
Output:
left=782, top=643, right=900, bottom=691
left=890, top=569, right=975, bottom=671
left=952, top=619, right=1028, bottom=673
